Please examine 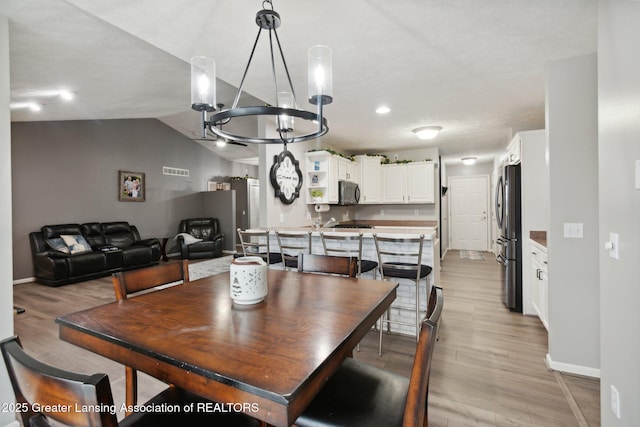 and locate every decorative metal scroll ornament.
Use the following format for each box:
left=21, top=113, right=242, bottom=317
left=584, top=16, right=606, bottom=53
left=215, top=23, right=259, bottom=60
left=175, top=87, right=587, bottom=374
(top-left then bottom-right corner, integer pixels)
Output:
left=269, top=150, right=303, bottom=204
